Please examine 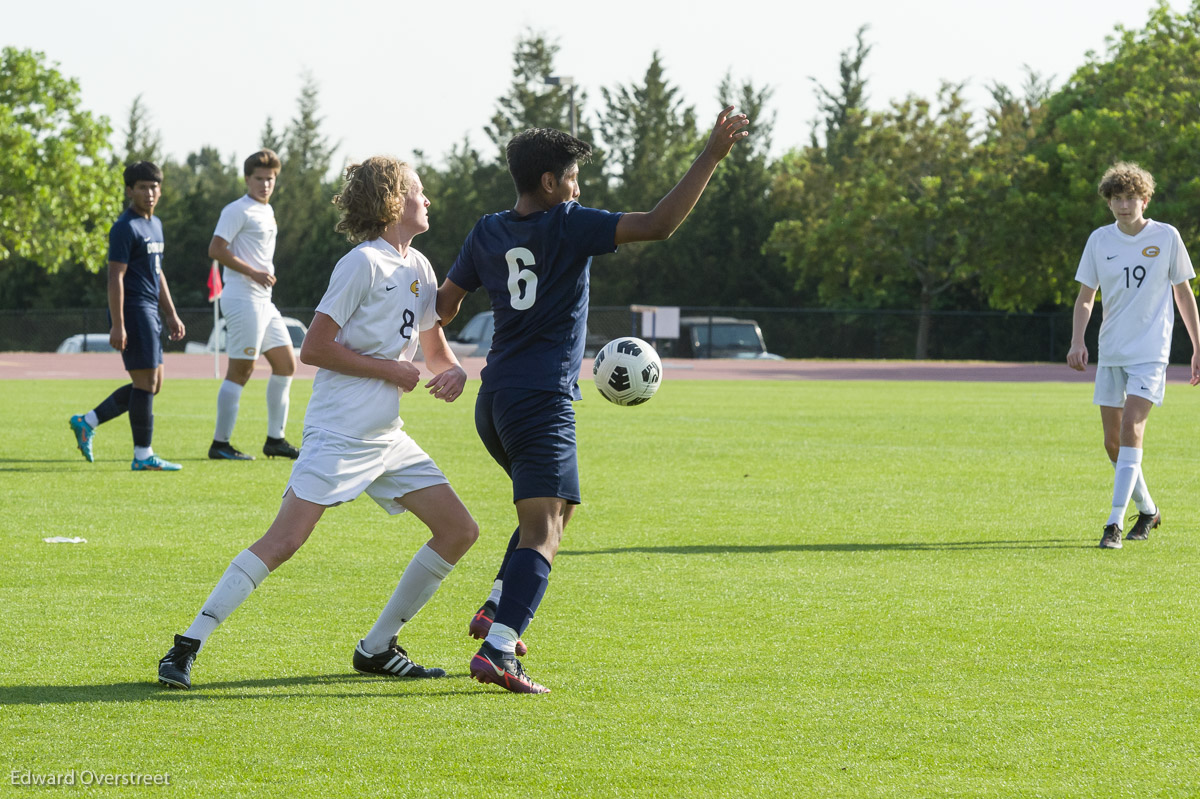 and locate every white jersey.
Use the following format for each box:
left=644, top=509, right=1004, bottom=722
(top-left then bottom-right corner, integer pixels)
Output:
left=213, top=194, right=277, bottom=303
left=1075, top=220, right=1195, bottom=366
left=303, top=239, right=439, bottom=440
